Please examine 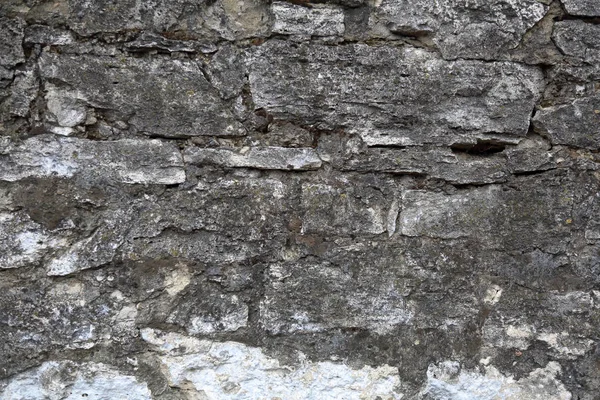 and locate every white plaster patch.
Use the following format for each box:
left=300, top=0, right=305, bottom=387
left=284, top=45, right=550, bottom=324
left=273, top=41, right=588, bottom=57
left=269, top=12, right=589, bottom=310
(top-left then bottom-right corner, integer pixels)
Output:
left=422, top=360, right=571, bottom=400
left=0, top=361, right=151, bottom=400
left=141, top=328, right=404, bottom=400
